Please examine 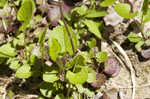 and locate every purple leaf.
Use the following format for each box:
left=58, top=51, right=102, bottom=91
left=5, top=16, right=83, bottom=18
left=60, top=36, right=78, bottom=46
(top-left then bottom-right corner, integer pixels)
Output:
left=104, top=56, right=120, bottom=77
left=141, top=48, right=150, bottom=59
left=91, top=73, right=106, bottom=88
